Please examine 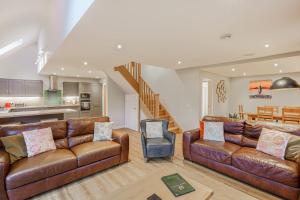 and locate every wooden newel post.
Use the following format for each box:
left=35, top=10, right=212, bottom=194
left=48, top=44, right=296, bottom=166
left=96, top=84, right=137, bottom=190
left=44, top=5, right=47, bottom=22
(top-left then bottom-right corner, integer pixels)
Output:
left=154, top=94, right=160, bottom=118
